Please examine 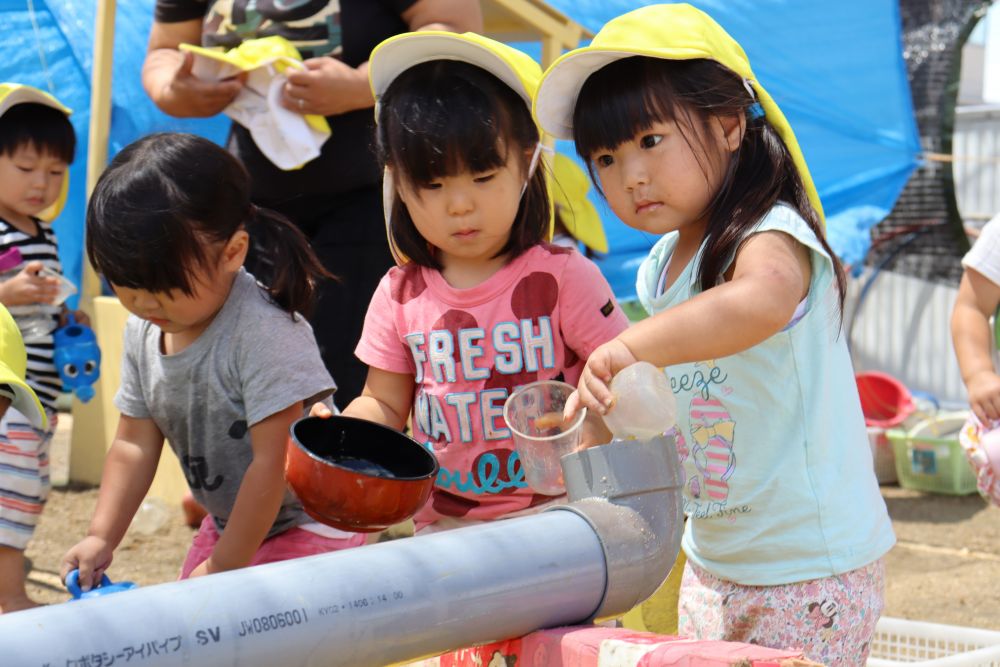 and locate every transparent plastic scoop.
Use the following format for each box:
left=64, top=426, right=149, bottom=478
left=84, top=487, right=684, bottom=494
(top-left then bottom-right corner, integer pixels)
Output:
left=601, top=361, right=677, bottom=440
